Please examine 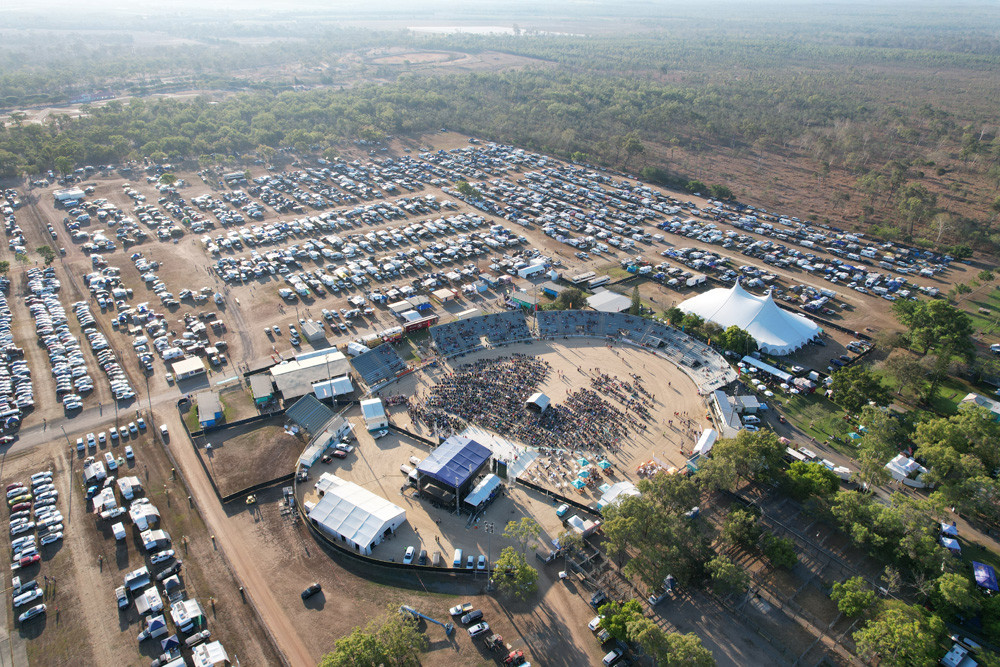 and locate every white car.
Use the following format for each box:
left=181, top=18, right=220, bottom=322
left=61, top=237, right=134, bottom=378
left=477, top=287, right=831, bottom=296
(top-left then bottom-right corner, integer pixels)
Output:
left=17, top=604, right=45, bottom=623
left=151, top=550, right=174, bottom=565
left=98, top=431, right=107, bottom=444
left=159, top=424, right=168, bottom=438
left=403, top=546, right=415, bottom=564
left=373, top=429, right=389, bottom=439
left=10, top=522, right=34, bottom=536
left=125, top=446, right=134, bottom=461
left=588, top=616, right=602, bottom=631
left=13, top=588, right=43, bottom=607
left=40, top=531, right=62, bottom=546
left=86, top=432, right=96, bottom=447
left=335, top=442, right=354, bottom=453
left=104, top=452, right=117, bottom=470
left=477, top=555, right=487, bottom=570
